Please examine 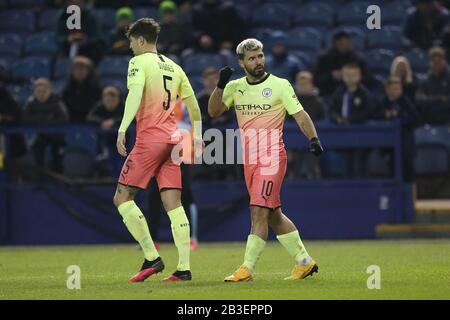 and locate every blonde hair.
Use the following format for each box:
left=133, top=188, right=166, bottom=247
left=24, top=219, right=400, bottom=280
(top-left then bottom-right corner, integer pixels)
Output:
left=390, top=56, right=413, bottom=84
left=236, top=38, right=263, bottom=60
